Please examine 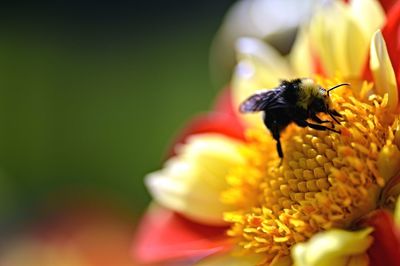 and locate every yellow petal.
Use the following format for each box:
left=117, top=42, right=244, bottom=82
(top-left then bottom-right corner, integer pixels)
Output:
left=145, top=133, right=246, bottom=226
left=370, top=30, right=398, bottom=110
left=292, top=228, right=373, bottom=266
